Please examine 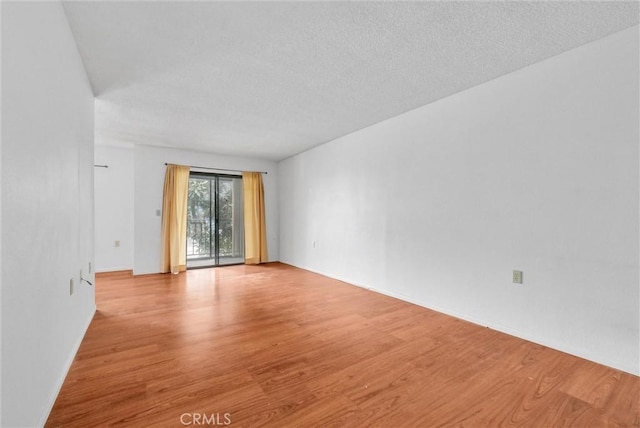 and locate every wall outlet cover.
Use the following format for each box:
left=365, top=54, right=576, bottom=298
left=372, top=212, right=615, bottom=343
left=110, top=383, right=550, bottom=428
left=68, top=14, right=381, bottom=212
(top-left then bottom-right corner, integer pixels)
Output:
left=513, top=270, right=523, bottom=284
